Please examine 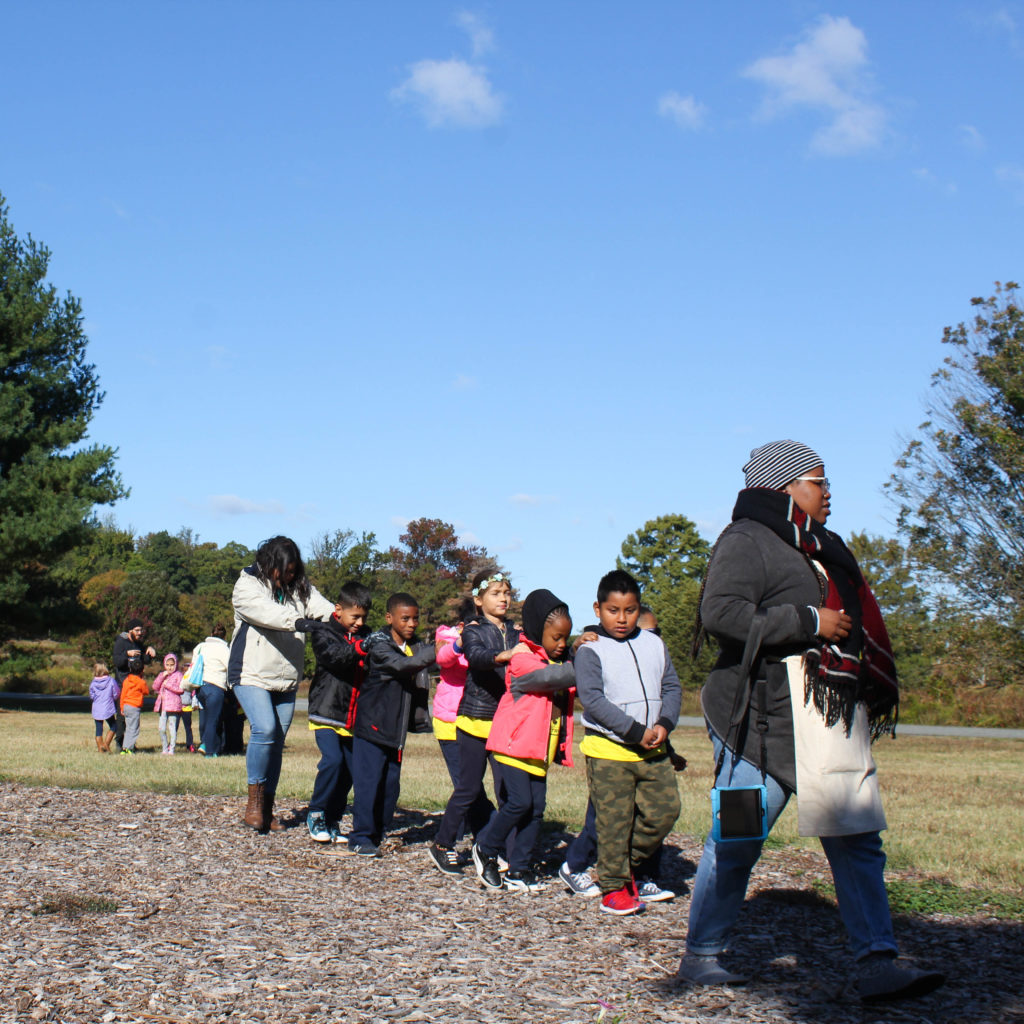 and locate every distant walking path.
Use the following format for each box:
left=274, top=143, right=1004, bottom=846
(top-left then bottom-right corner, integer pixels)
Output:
left=2, top=693, right=1023, bottom=738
